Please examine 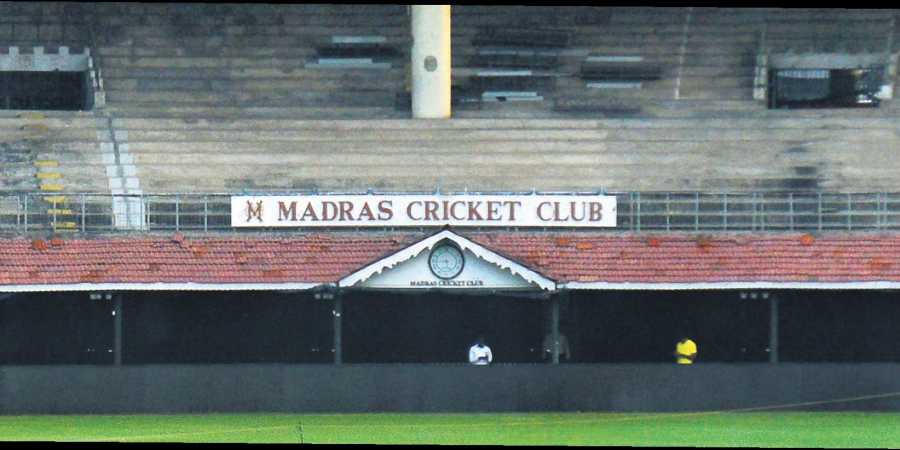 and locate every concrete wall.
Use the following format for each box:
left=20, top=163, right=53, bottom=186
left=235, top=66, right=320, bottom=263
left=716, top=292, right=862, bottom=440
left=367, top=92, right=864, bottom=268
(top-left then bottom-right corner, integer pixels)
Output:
left=1, top=363, right=899, bottom=414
